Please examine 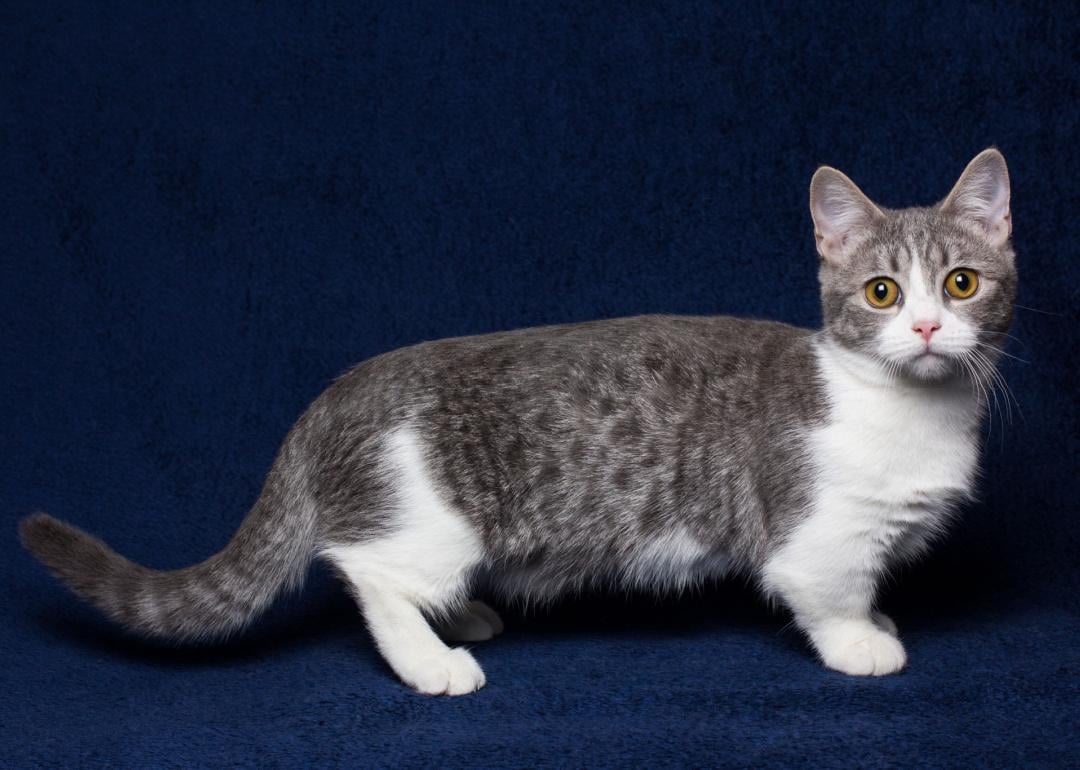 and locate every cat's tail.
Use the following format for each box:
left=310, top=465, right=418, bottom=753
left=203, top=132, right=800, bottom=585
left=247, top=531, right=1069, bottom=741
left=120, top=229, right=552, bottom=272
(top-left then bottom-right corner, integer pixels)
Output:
left=18, top=438, right=318, bottom=643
